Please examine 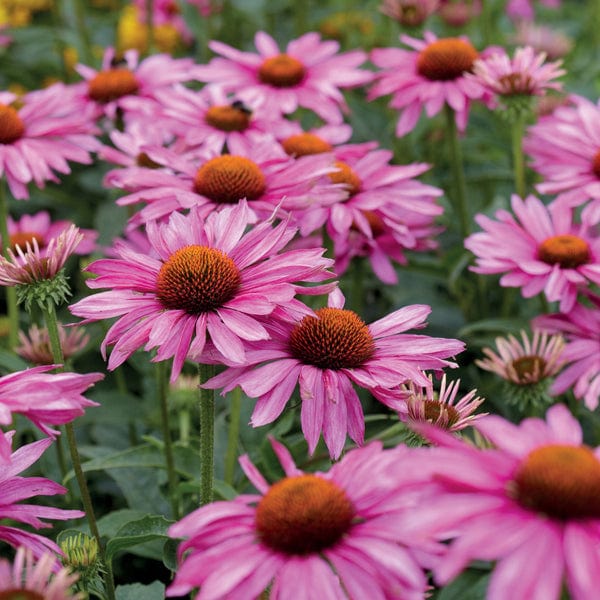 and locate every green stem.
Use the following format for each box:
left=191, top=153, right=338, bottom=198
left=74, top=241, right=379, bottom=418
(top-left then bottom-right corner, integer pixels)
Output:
left=444, top=104, right=470, bottom=240
left=145, top=0, right=156, bottom=55
left=511, top=113, right=526, bottom=199
left=73, top=0, right=93, bottom=65
left=199, top=363, right=215, bottom=506
left=0, top=183, right=19, bottom=348
left=224, top=386, right=242, bottom=486
left=156, top=361, right=180, bottom=519
left=42, top=300, right=115, bottom=600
